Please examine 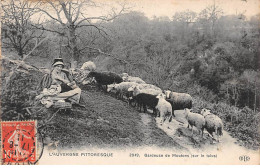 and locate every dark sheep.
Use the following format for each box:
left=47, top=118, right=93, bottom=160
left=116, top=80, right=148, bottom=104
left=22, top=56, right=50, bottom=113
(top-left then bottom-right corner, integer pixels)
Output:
left=87, top=71, right=123, bottom=91
left=166, top=92, right=192, bottom=117
left=132, top=93, right=159, bottom=116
